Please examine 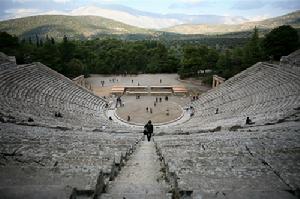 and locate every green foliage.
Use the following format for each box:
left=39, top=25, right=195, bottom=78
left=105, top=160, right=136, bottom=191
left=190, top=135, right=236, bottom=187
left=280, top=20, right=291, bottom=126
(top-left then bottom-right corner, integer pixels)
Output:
left=262, top=25, right=299, bottom=60
left=0, top=32, right=180, bottom=77
left=243, top=27, right=264, bottom=66
left=66, top=58, right=85, bottom=77
left=201, top=75, right=213, bottom=86
left=179, top=45, right=218, bottom=78
left=0, top=24, right=298, bottom=81
left=0, top=32, right=18, bottom=48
